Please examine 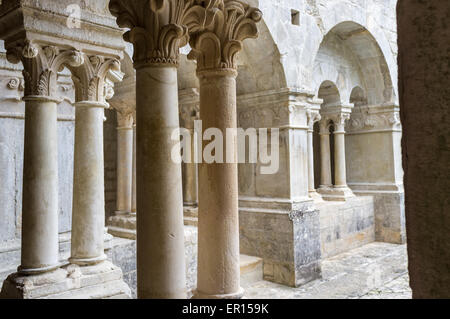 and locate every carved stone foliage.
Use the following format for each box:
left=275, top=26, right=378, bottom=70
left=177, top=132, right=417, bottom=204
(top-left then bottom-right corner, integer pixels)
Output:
left=330, top=113, right=351, bottom=132
left=306, top=110, right=321, bottom=130
left=6, top=42, right=84, bottom=98
left=117, top=111, right=135, bottom=129
left=71, top=55, right=124, bottom=103
left=109, top=0, right=220, bottom=68
left=188, top=0, right=262, bottom=72
left=348, top=111, right=401, bottom=132
left=238, top=104, right=291, bottom=129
